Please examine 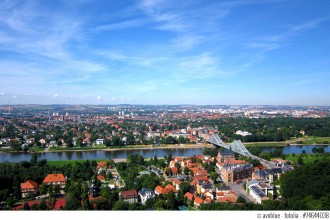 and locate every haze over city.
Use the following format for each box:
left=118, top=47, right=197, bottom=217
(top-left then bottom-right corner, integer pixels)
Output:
left=0, top=0, right=330, bottom=105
